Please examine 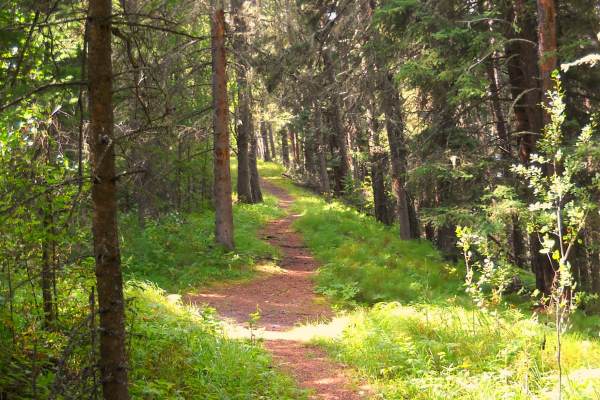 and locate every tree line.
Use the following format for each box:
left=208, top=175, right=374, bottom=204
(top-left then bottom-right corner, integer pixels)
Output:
left=1, top=0, right=600, bottom=399
left=259, top=0, right=600, bottom=299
